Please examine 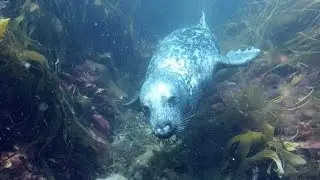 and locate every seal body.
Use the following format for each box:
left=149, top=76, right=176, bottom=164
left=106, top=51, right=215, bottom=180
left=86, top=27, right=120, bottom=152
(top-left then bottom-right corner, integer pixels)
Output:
left=139, top=12, right=261, bottom=138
